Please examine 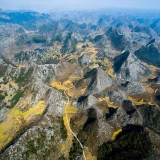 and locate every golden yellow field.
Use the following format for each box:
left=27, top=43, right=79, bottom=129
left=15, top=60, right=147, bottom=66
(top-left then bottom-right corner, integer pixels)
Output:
left=51, top=80, right=73, bottom=91
left=61, top=103, right=78, bottom=158
left=0, top=100, right=46, bottom=151
left=128, top=96, right=158, bottom=106
left=111, top=128, right=122, bottom=141
left=84, top=146, right=96, bottom=160
left=98, top=96, right=118, bottom=109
